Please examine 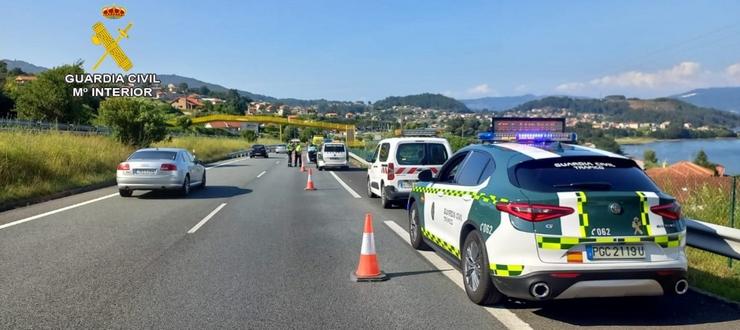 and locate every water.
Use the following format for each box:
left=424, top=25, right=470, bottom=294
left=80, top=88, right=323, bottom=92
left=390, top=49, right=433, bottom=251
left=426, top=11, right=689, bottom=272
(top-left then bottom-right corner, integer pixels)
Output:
left=621, top=138, right=740, bottom=175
